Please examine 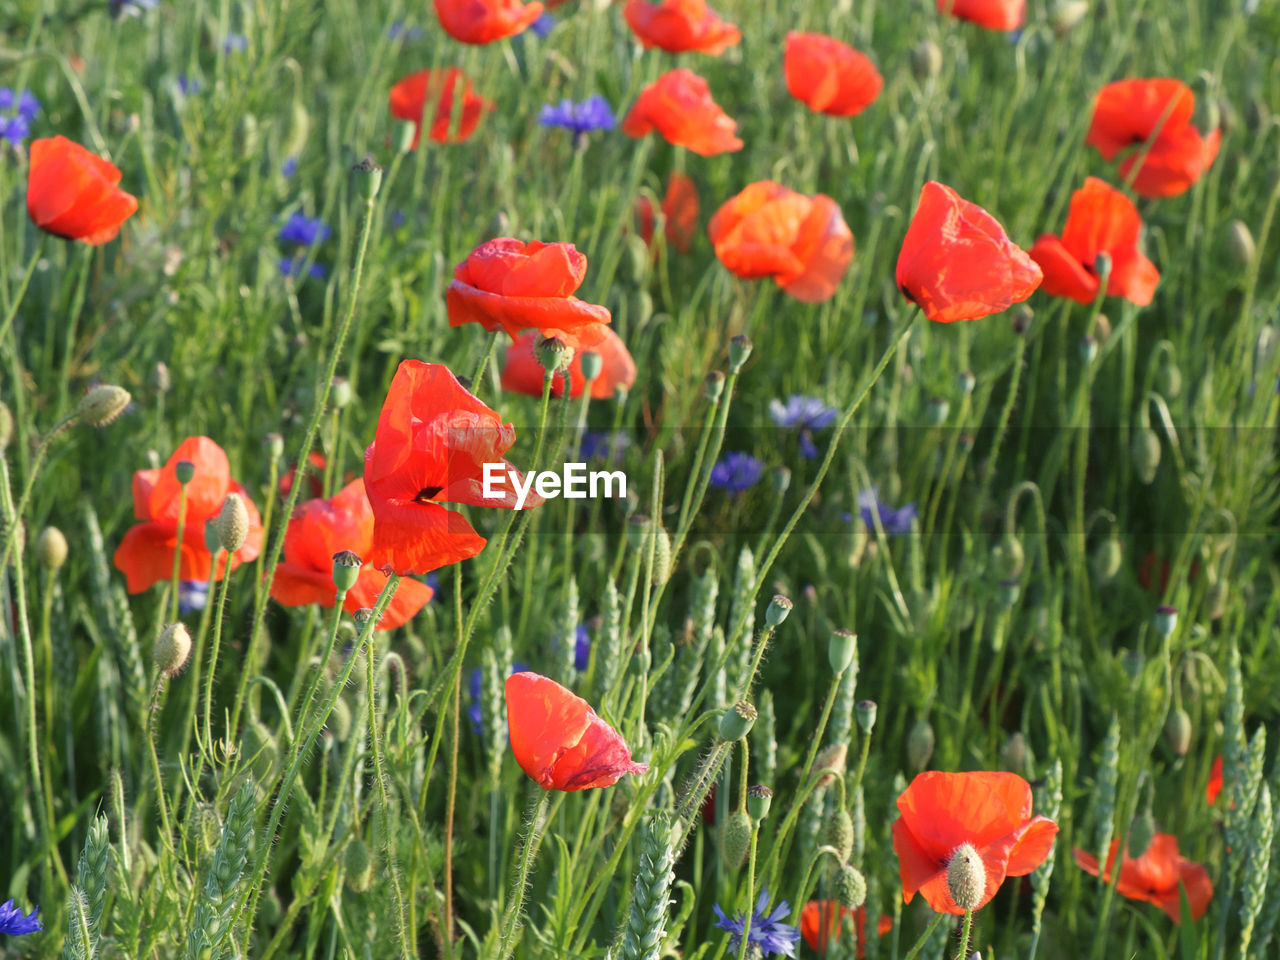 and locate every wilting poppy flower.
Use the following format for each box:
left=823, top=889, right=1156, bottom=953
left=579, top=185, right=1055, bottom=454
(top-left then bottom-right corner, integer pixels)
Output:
left=800, top=902, right=893, bottom=958
left=622, top=69, right=743, bottom=157
left=364, top=360, right=540, bottom=576
left=446, top=237, right=612, bottom=349
left=708, top=181, right=853, bottom=302
left=936, top=0, right=1025, bottom=30
left=784, top=32, right=883, bottom=118
left=505, top=671, right=648, bottom=790
left=501, top=326, right=636, bottom=400
left=1029, top=177, right=1159, bottom=307
left=433, top=0, right=544, bottom=44
left=1073, top=835, right=1213, bottom=923
left=622, top=0, right=740, bottom=55
left=896, top=181, right=1042, bottom=323
left=1206, top=755, right=1224, bottom=806
left=271, top=479, right=434, bottom=630
left=113, top=437, right=264, bottom=593
left=390, top=68, right=493, bottom=148
left=893, top=770, right=1059, bottom=915
left=635, top=173, right=700, bottom=254
left=1085, top=79, right=1220, bottom=198
left=27, top=136, right=138, bottom=245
